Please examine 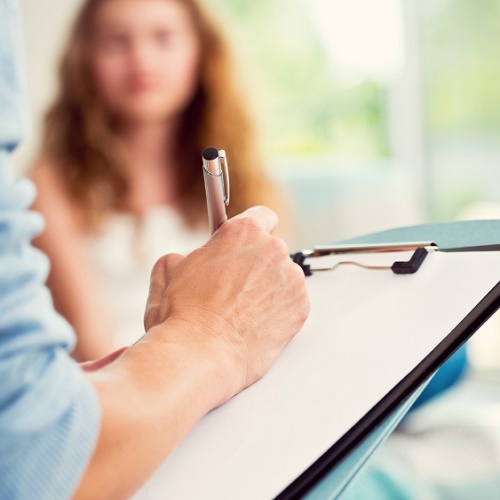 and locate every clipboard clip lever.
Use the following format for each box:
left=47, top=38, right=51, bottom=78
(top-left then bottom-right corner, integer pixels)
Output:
left=291, top=242, right=439, bottom=277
